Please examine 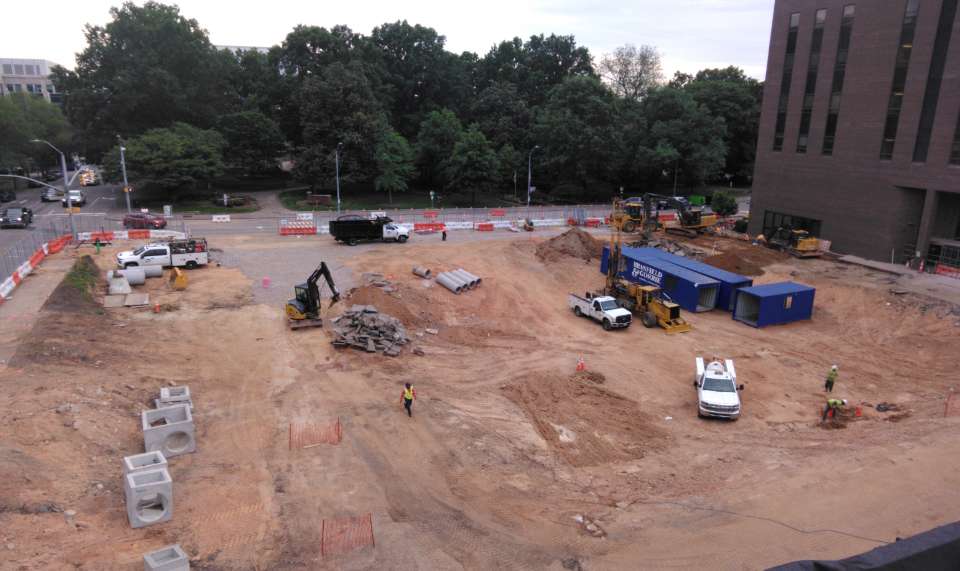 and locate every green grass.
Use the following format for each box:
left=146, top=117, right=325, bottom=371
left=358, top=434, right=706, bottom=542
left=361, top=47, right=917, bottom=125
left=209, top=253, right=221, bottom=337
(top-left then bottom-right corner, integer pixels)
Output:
left=278, top=188, right=517, bottom=211
left=65, top=259, right=97, bottom=298
left=133, top=198, right=261, bottom=214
